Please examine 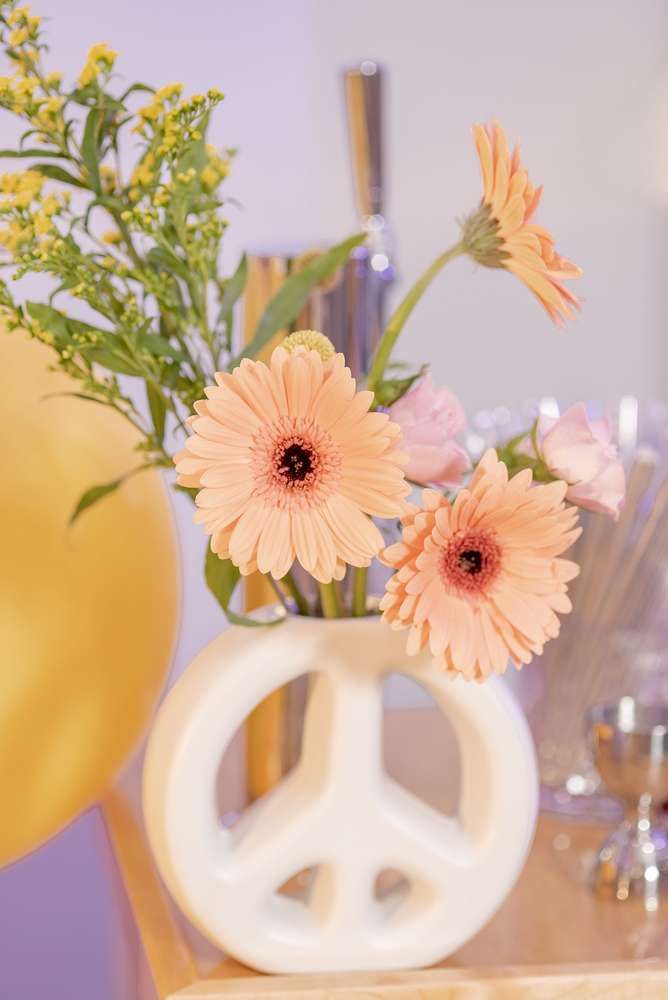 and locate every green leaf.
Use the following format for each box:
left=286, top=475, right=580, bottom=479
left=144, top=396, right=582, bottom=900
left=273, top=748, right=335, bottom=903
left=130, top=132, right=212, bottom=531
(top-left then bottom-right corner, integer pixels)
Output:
left=233, top=233, right=365, bottom=365
left=81, top=107, right=102, bottom=193
left=217, top=253, right=247, bottom=344
left=82, top=347, right=142, bottom=376
left=82, top=193, right=125, bottom=232
left=205, top=545, right=240, bottom=609
left=42, top=391, right=108, bottom=406
left=26, top=301, right=99, bottom=349
left=374, top=365, right=428, bottom=407
left=176, top=117, right=210, bottom=175
left=146, top=382, right=167, bottom=443
left=367, top=243, right=463, bottom=392
left=26, top=304, right=109, bottom=358
left=32, top=163, right=88, bottom=188
left=0, top=148, right=67, bottom=159
left=26, top=301, right=70, bottom=338
left=69, top=478, right=124, bottom=525
left=204, top=547, right=283, bottom=627
left=118, top=82, right=155, bottom=103
left=139, top=332, right=186, bottom=362
left=146, top=245, right=190, bottom=280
